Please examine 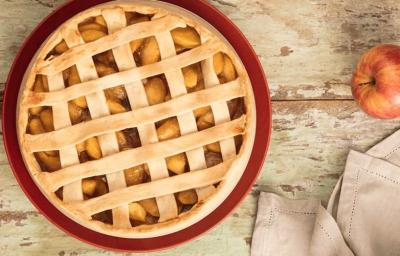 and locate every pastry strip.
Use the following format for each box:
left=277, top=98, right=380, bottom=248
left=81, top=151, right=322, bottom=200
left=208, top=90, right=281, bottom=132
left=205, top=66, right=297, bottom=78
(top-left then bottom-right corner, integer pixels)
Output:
left=103, top=7, right=177, bottom=221
left=25, top=79, right=243, bottom=152
left=67, top=160, right=233, bottom=217
left=37, top=15, right=185, bottom=76
left=39, top=117, right=245, bottom=192
left=202, top=54, right=237, bottom=161
left=63, top=25, right=130, bottom=228
left=24, top=39, right=221, bottom=107
left=47, top=74, right=83, bottom=202
left=155, top=30, right=215, bottom=201
left=18, top=2, right=254, bottom=235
